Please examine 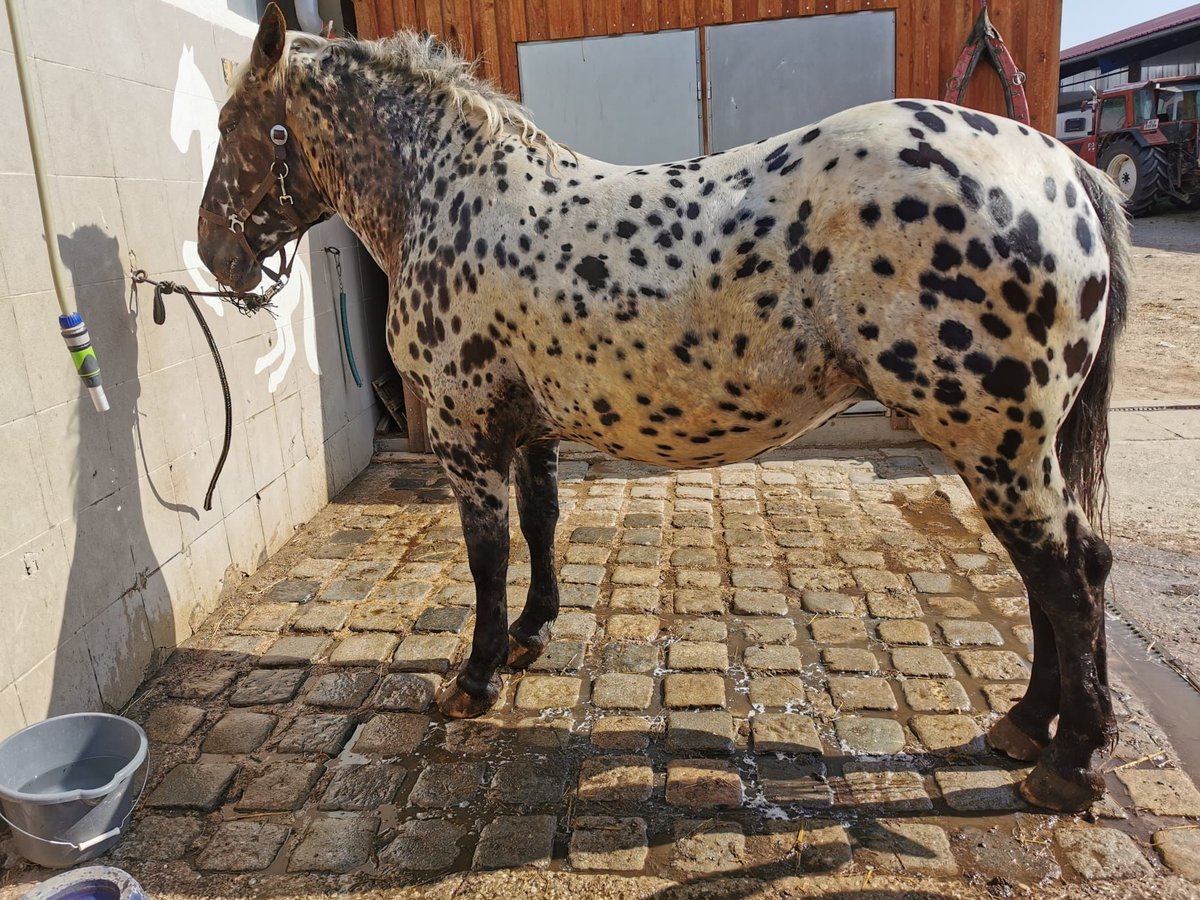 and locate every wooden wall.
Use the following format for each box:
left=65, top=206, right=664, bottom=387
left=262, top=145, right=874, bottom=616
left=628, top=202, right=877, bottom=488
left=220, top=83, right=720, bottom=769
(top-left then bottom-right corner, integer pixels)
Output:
left=350, top=0, right=1062, bottom=134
